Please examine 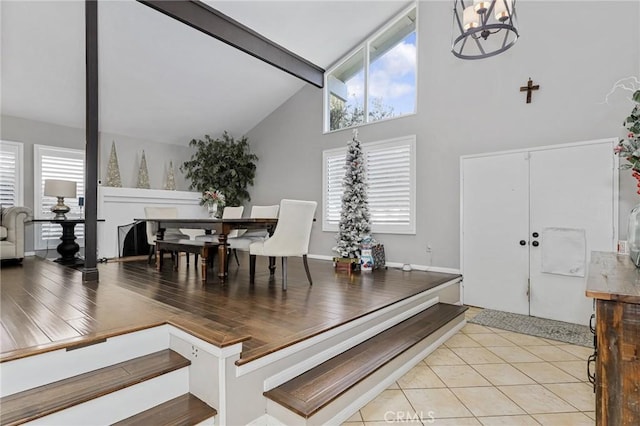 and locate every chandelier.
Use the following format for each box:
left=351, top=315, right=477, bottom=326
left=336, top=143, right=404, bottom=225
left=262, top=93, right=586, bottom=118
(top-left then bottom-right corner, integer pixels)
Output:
left=451, top=0, right=519, bottom=60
